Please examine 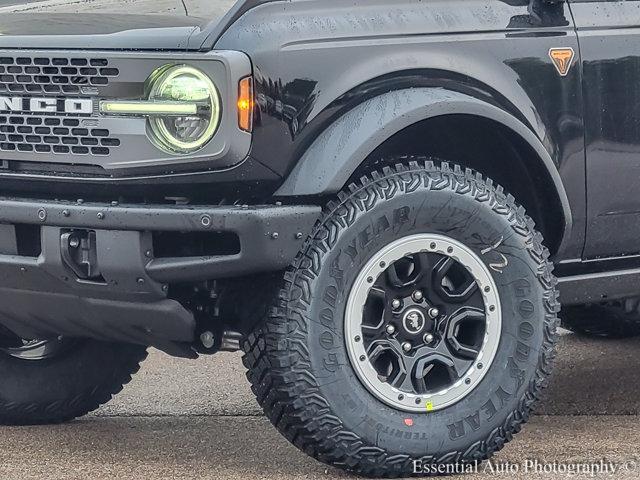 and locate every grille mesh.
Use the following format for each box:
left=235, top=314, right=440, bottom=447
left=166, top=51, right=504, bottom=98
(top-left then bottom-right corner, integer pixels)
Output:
left=0, top=56, right=119, bottom=95
left=0, top=115, right=120, bottom=156
left=0, top=56, right=121, bottom=157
